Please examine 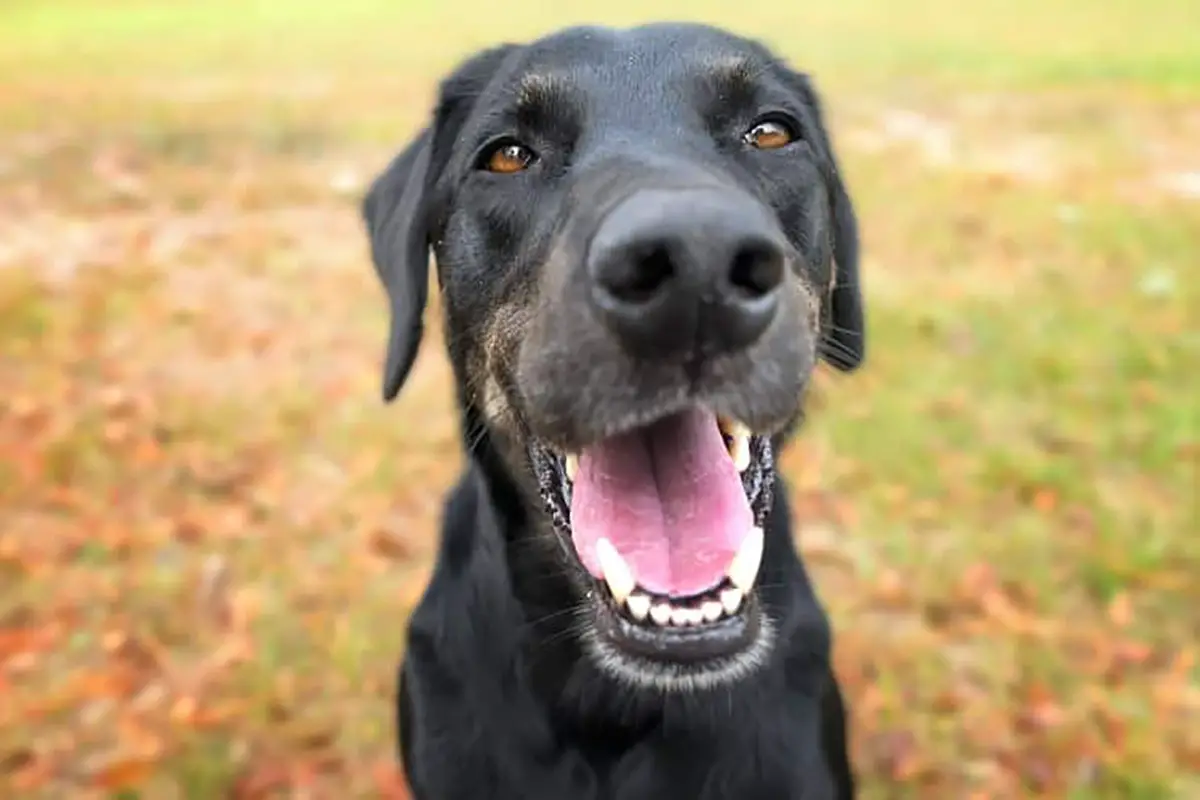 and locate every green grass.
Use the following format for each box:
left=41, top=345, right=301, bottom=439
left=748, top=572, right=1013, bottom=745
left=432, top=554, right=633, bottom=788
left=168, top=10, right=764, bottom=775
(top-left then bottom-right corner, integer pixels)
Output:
left=1, top=0, right=1198, bottom=797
